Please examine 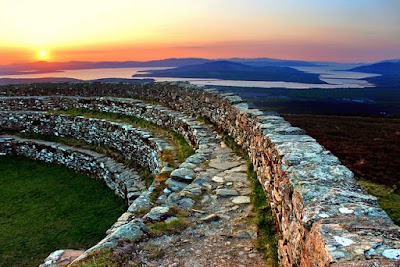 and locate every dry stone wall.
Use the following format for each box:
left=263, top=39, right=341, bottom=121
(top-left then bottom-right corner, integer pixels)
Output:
left=0, top=111, right=163, bottom=175
left=0, top=94, right=218, bottom=262
left=0, top=96, right=205, bottom=149
left=0, top=82, right=399, bottom=266
left=0, top=135, right=144, bottom=202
